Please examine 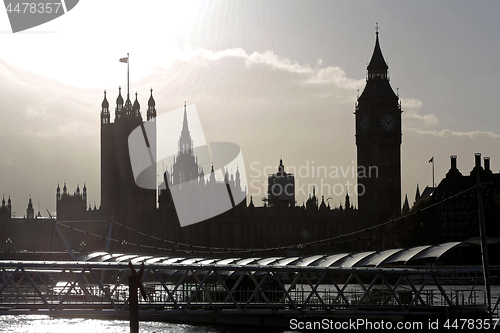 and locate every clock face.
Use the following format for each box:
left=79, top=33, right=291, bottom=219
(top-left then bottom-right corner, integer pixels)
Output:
left=381, top=113, right=396, bottom=132
left=360, top=114, right=369, bottom=132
